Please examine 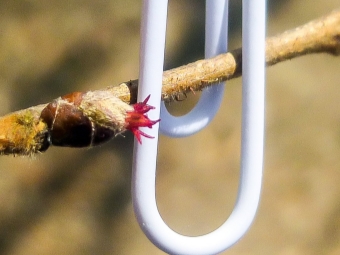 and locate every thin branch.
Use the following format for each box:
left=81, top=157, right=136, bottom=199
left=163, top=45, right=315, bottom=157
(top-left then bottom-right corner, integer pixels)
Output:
left=0, top=9, right=339, bottom=155
left=114, top=9, right=340, bottom=104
